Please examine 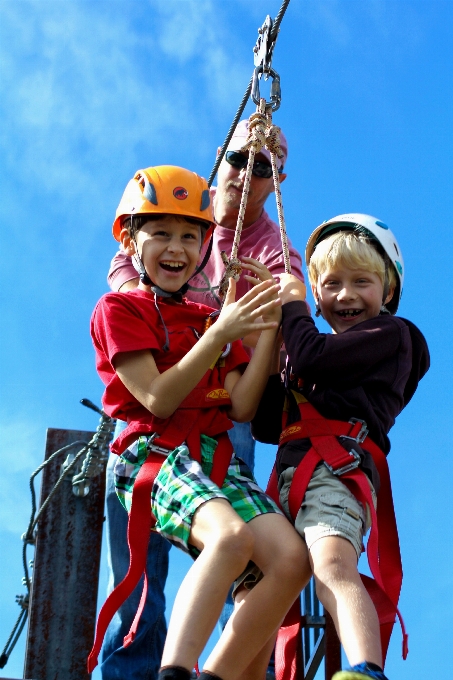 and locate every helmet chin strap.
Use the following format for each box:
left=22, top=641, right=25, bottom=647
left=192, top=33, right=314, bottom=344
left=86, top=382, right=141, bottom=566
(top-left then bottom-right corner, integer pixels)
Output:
left=380, top=260, right=391, bottom=314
